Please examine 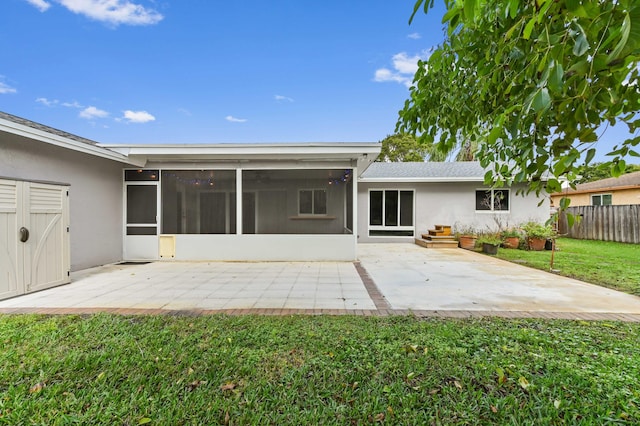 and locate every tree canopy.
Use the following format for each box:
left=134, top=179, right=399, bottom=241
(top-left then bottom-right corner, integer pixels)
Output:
left=377, top=134, right=428, bottom=162
left=576, top=162, right=640, bottom=183
left=378, top=133, right=479, bottom=162
left=397, top=0, right=640, bottom=196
